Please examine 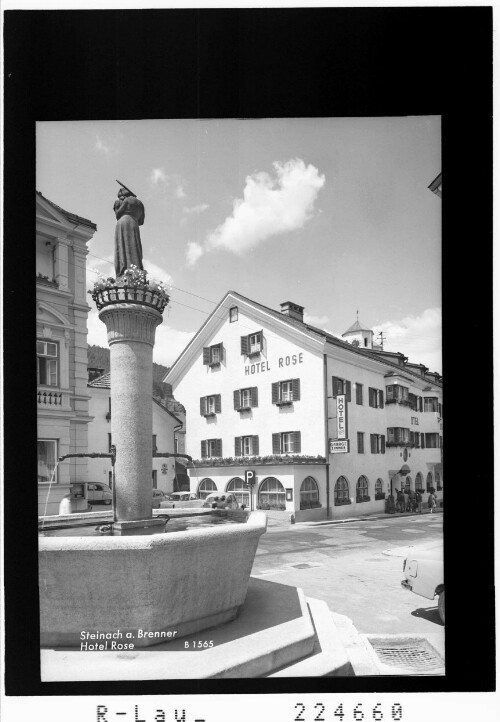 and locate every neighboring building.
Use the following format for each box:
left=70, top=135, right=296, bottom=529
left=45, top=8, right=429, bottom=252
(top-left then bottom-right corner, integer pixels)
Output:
left=428, top=172, right=442, bottom=199
left=165, top=291, right=443, bottom=521
left=87, top=373, right=183, bottom=494
left=36, top=192, right=97, bottom=515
